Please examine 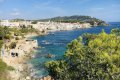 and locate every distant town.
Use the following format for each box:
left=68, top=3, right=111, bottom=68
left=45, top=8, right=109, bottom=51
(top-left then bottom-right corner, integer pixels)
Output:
left=0, top=19, right=92, bottom=32
left=0, top=16, right=108, bottom=33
